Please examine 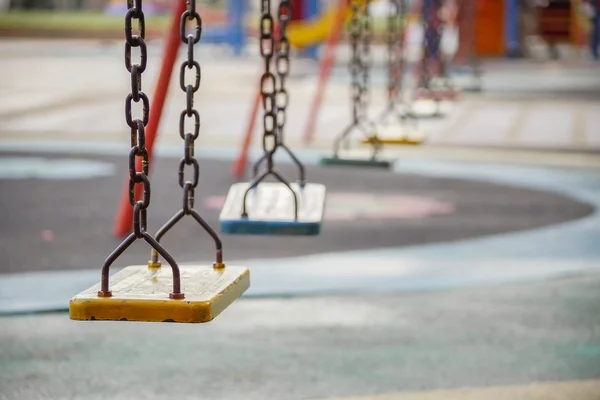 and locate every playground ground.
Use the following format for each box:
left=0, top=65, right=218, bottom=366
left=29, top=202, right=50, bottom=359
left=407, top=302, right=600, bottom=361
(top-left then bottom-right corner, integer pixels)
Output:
left=0, top=39, right=600, bottom=399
